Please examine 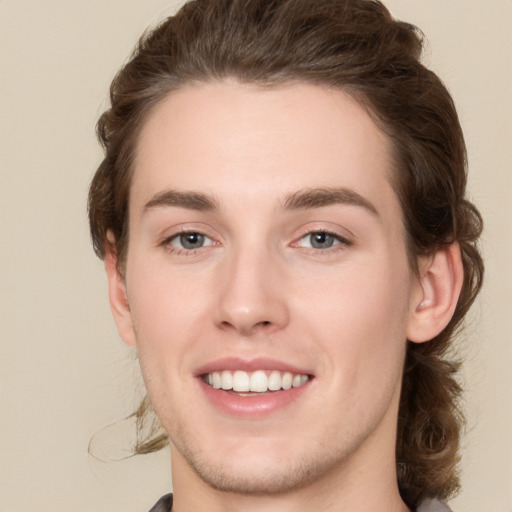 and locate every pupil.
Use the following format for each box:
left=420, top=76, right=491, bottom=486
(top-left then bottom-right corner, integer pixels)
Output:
left=311, top=232, right=334, bottom=249
left=180, top=233, right=204, bottom=249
